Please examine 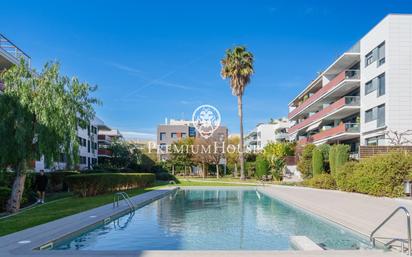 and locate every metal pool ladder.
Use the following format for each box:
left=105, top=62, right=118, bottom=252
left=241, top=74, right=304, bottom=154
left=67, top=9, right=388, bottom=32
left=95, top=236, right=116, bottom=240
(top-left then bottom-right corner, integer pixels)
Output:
left=370, top=206, right=411, bottom=255
left=113, top=192, right=135, bottom=214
